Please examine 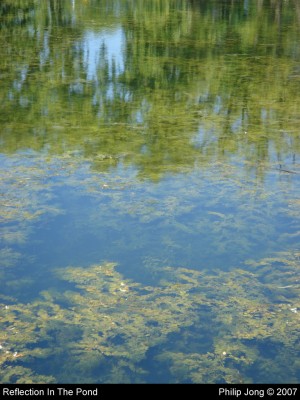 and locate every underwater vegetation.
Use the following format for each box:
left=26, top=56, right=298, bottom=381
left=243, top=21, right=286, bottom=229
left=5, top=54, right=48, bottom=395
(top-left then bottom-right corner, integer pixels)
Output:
left=0, top=152, right=299, bottom=382
left=1, top=152, right=299, bottom=272
left=0, top=251, right=299, bottom=383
